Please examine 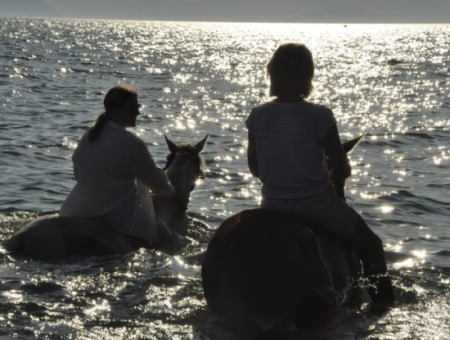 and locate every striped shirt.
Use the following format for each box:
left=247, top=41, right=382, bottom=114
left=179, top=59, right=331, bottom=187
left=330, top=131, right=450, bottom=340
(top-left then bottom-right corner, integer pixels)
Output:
left=245, top=101, right=336, bottom=199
